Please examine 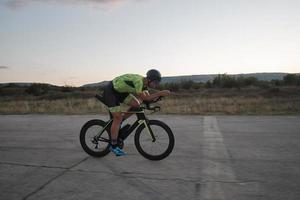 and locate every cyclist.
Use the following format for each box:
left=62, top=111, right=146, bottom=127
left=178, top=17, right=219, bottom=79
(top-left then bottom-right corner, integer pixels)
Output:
left=102, top=69, right=170, bottom=156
